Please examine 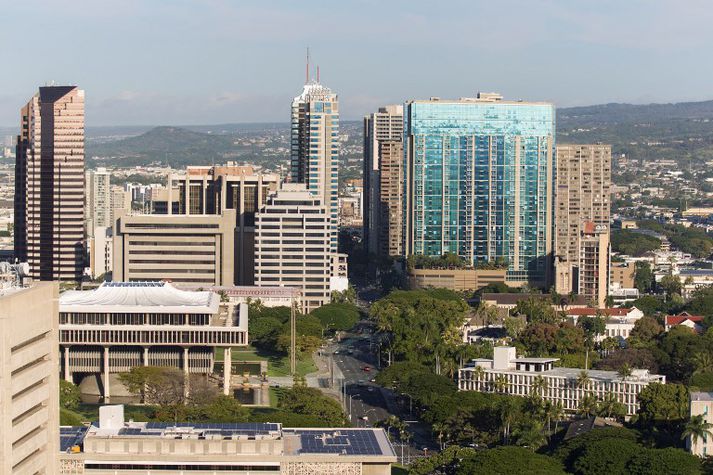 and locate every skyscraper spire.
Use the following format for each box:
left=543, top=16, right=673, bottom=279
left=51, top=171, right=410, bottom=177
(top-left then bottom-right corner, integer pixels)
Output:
left=305, top=47, right=310, bottom=84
